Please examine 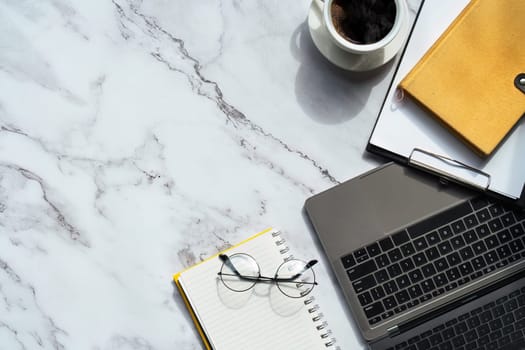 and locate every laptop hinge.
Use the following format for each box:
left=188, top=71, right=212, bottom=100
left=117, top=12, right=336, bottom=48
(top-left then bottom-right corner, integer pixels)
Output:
left=387, top=325, right=400, bottom=337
